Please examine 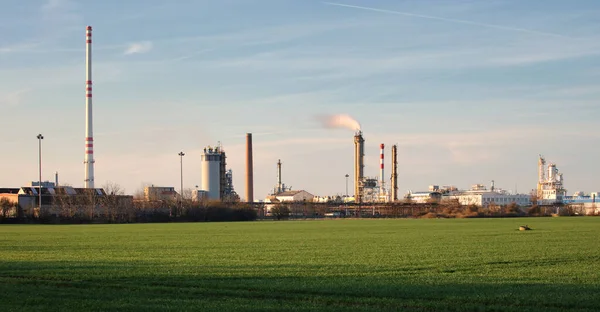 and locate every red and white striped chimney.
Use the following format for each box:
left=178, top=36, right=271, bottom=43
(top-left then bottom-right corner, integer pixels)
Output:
left=380, top=143, right=385, bottom=195
left=84, top=26, right=95, bottom=189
